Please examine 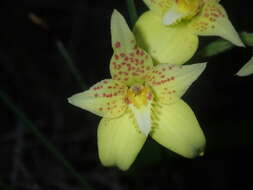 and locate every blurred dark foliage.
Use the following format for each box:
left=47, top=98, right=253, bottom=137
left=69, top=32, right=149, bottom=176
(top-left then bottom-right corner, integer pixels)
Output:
left=1, top=0, right=253, bottom=189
